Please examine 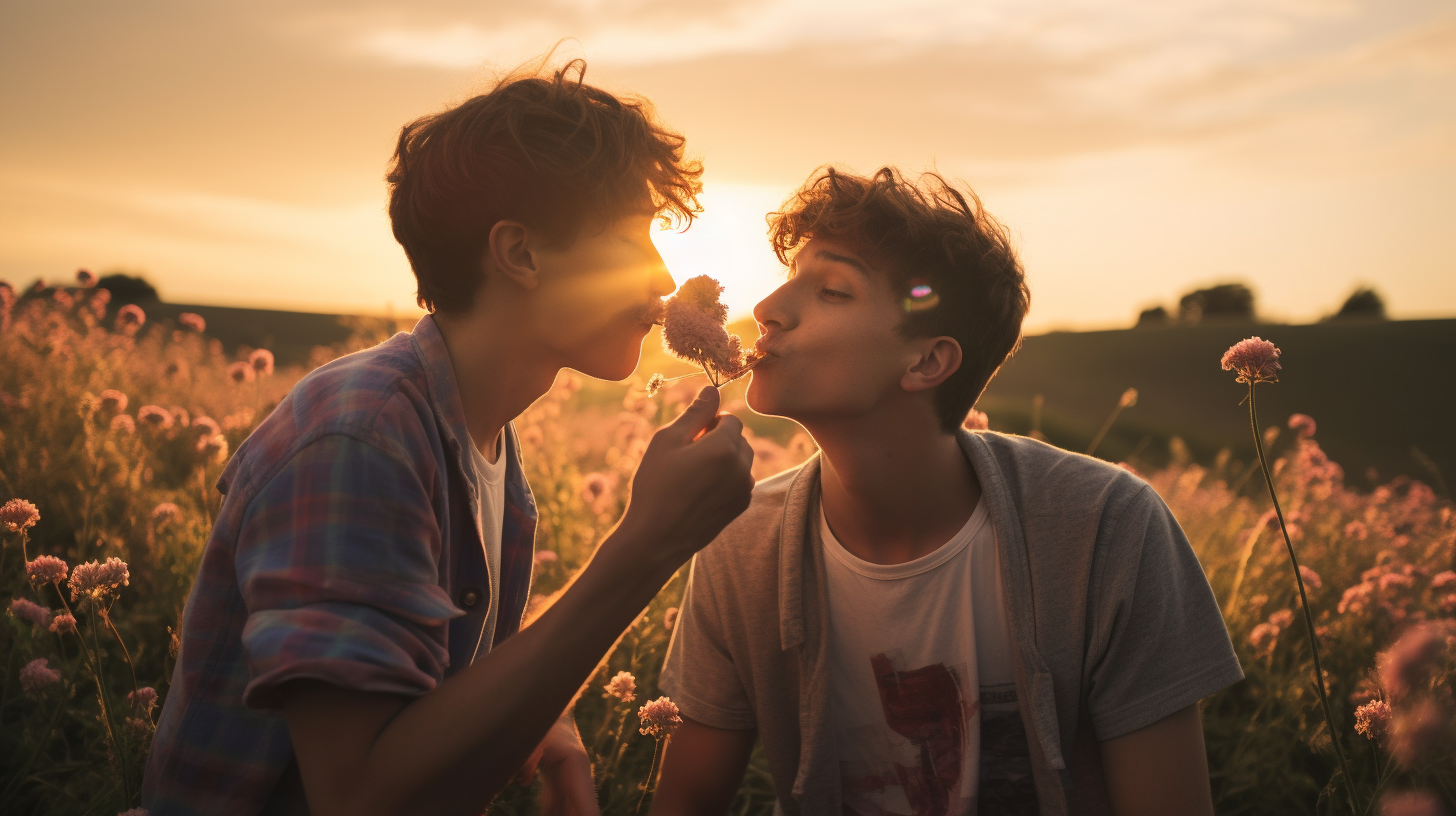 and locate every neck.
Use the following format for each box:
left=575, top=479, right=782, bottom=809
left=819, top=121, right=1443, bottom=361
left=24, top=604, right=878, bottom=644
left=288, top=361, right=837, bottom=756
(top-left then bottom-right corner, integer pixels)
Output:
left=809, top=408, right=981, bottom=566
left=433, top=306, right=560, bottom=463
